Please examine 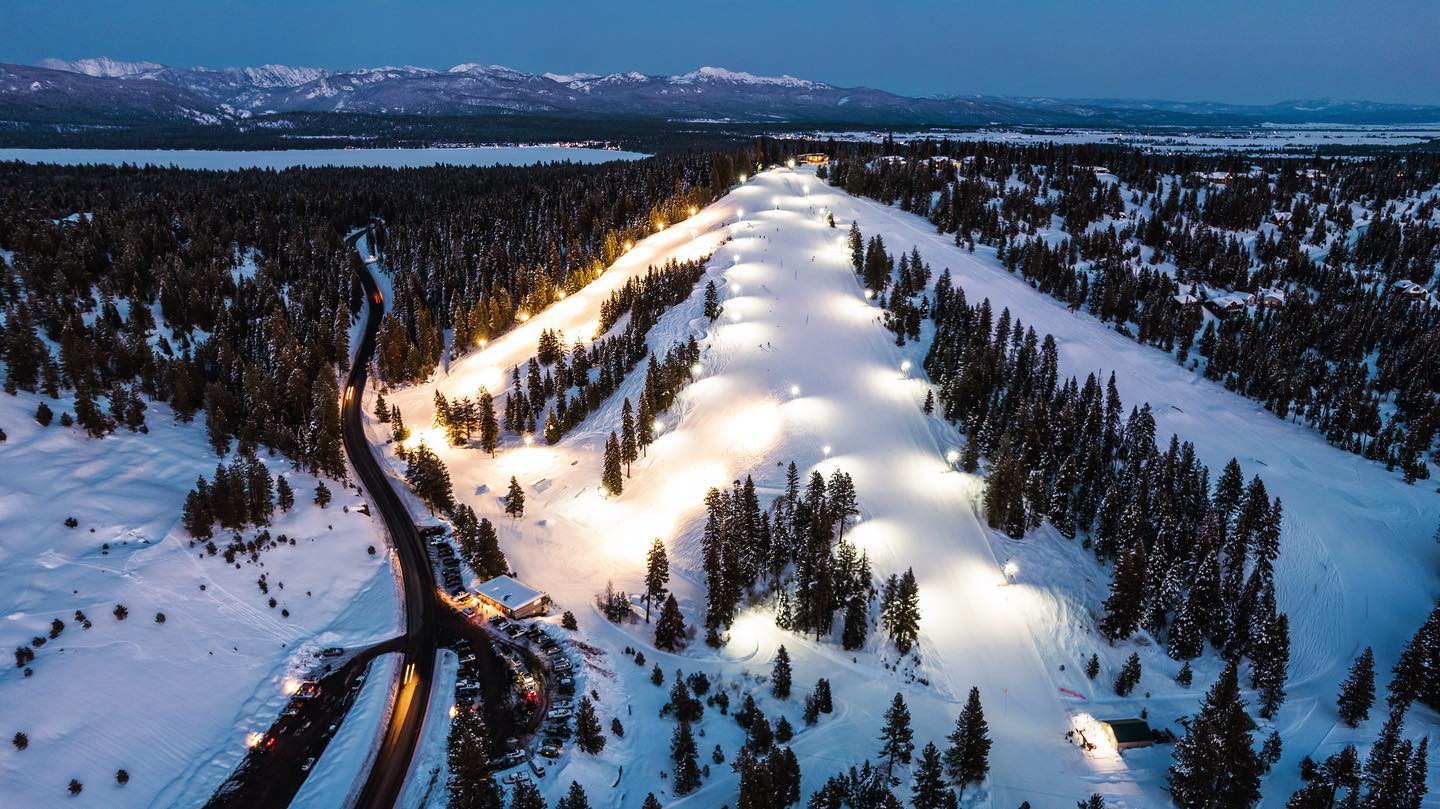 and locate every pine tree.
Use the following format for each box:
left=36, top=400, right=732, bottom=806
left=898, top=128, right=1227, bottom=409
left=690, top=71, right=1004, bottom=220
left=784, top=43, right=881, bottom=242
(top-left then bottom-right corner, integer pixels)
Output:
left=704, top=281, right=722, bottom=321
left=640, top=795, right=661, bottom=809
left=447, top=708, right=503, bottom=809
left=944, top=687, right=991, bottom=794
left=672, top=721, right=702, bottom=795
left=276, top=475, right=294, bottom=512
left=1084, top=653, right=1100, bottom=680
left=882, top=568, right=922, bottom=654
left=574, top=696, right=606, bottom=754
left=815, top=678, right=834, bottom=713
left=602, top=431, right=624, bottom=495
left=505, top=476, right=525, bottom=518
left=621, top=398, right=638, bottom=476
left=911, top=741, right=950, bottom=809
left=878, top=692, right=915, bottom=779
left=555, top=781, right=590, bottom=809
left=478, top=392, right=499, bottom=455
left=771, top=645, right=793, bottom=699
left=655, top=594, right=686, bottom=650
left=644, top=538, right=670, bottom=622
left=313, top=480, right=331, bottom=508
left=1166, top=661, right=1262, bottom=808
left=1099, top=542, right=1146, bottom=641
left=842, top=597, right=868, bottom=651
left=509, top=781, right=546, bottom=809
left=1113, top=653, right=1141, bottom=696
left=1337, top=647, right=1376, bottom=727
